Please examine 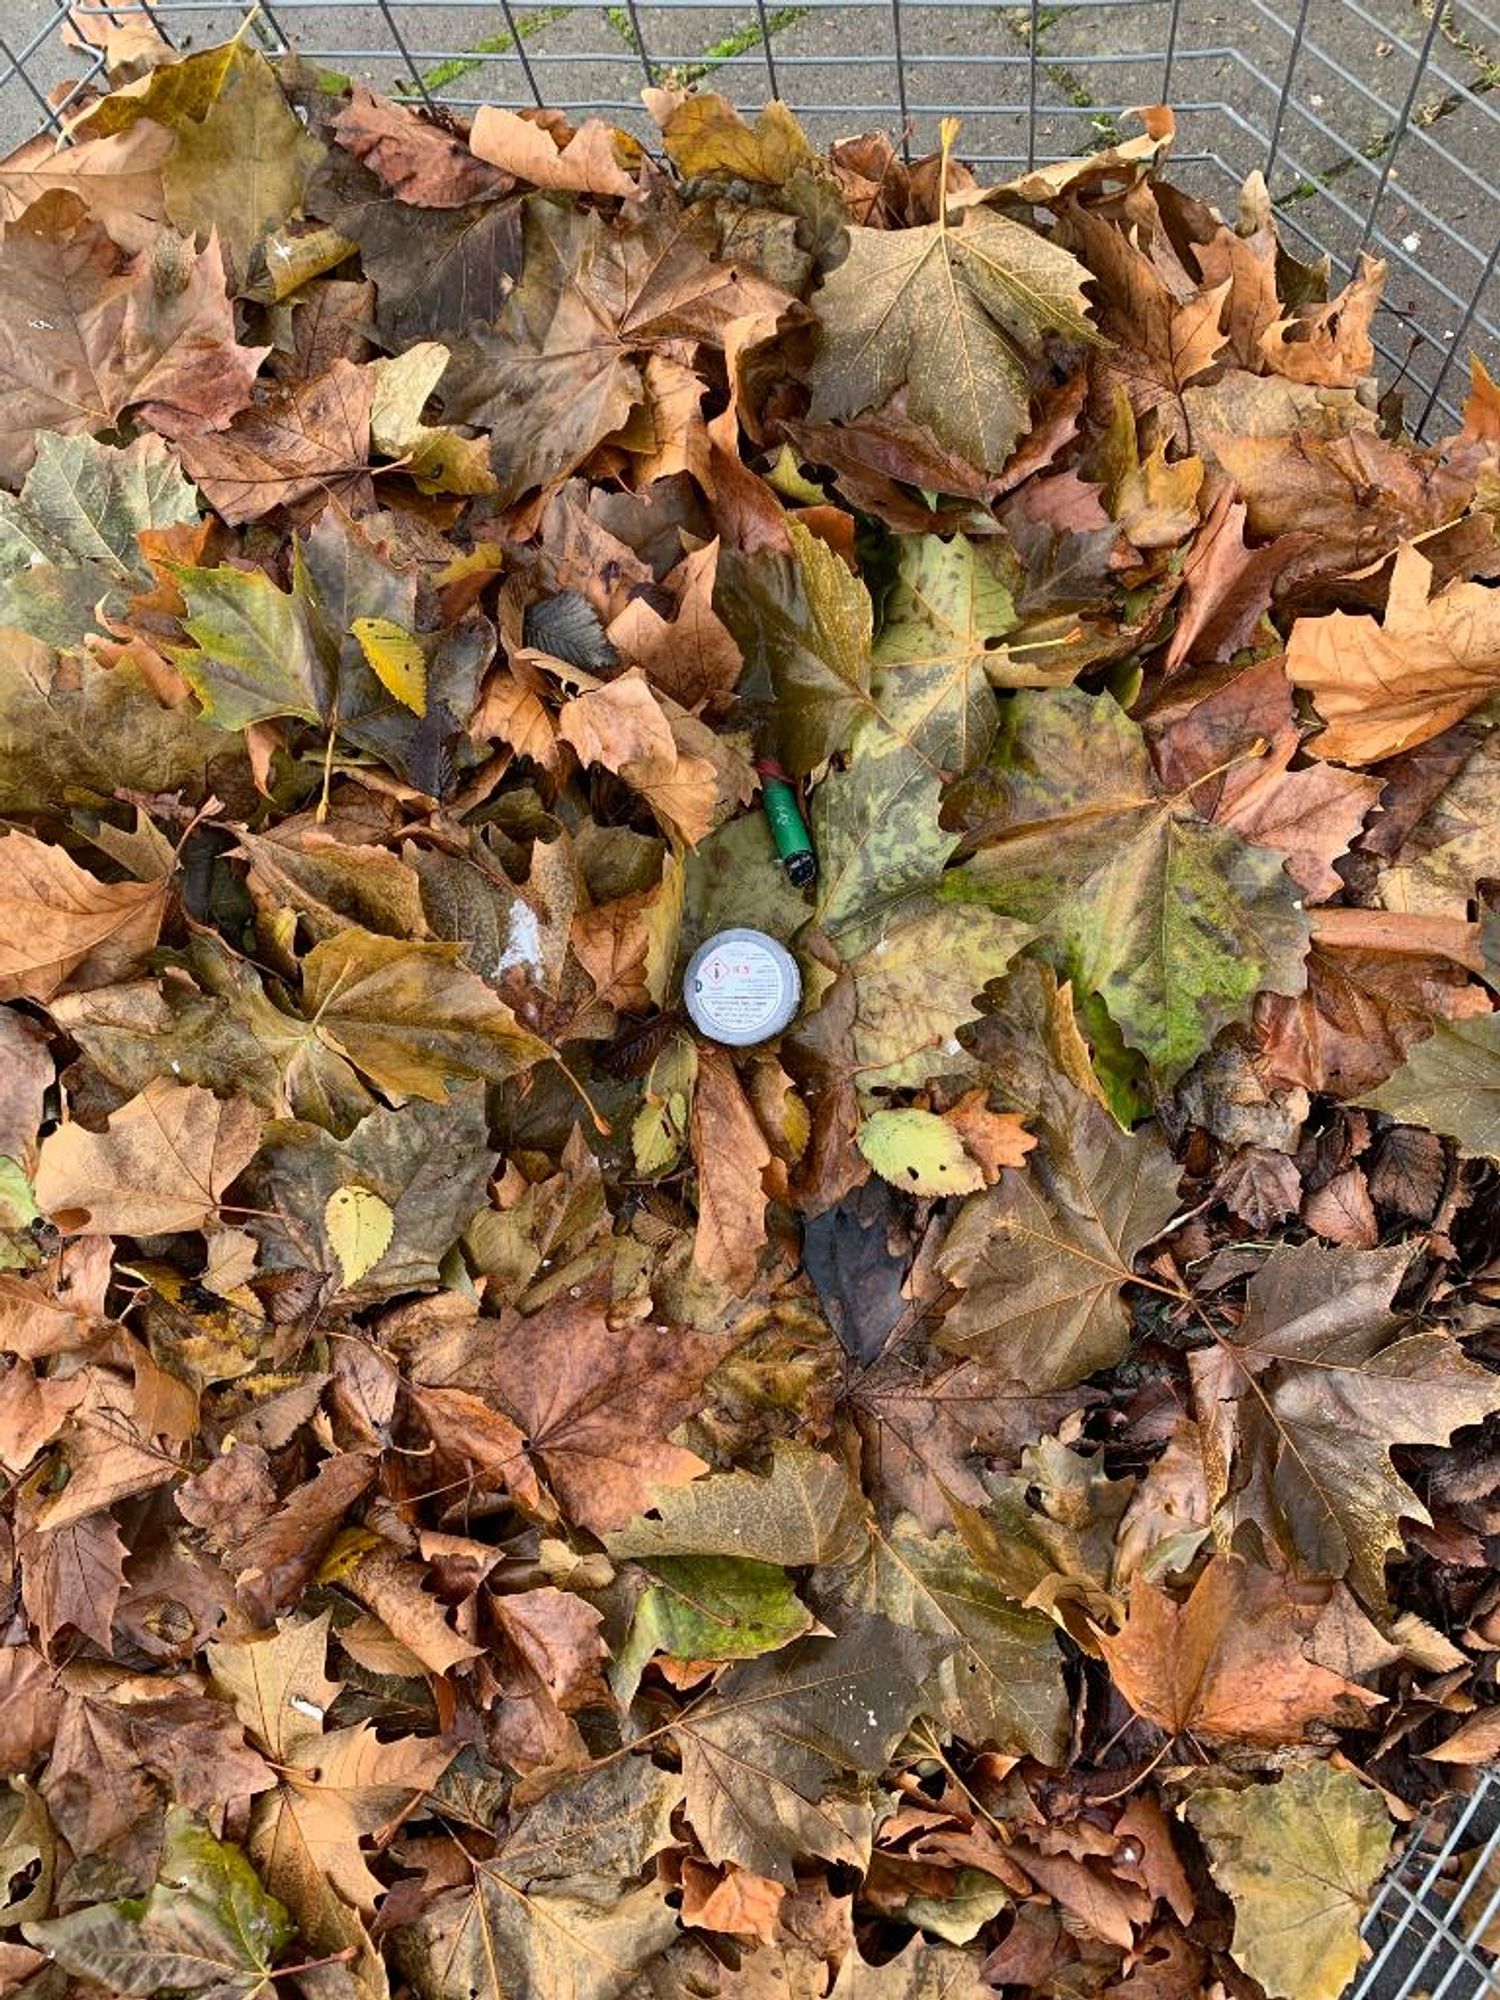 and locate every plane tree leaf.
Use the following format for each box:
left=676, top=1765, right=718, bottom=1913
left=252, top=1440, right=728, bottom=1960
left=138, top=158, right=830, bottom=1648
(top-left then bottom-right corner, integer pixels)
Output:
left=25, top=1808, right=293, bottom=2000
left=0, top=190, right=266, bottom=483
left=606, top=1439, right=867, bottom=1567
left=172, top=561, right=332, bottom=730
left=1188, top=1241, right=1500, bottom=1608
left=674, top=1616, right=939, bottom=1881
left=715, top=518, right=874, bottom=776
left=838, top=1528, right=1068, bottom=1759
left=808, top=140, right=1097, bottom=473
left=1358, top=1012, right=1500, bottom=1159
left=943, top=686, right=1310, bottom=1081
left=937, top=1078, right=1181, bottom=1389
left=299, top=926, right=552, bottom=1101
left=1187, top=1766, right=1393, bottom=2000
